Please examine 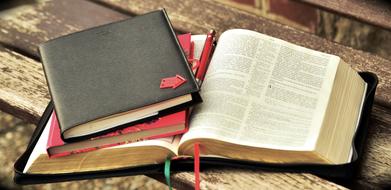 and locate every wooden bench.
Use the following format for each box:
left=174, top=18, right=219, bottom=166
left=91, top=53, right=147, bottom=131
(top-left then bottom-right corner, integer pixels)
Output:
left=0, top=0, right=390, bottom=189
